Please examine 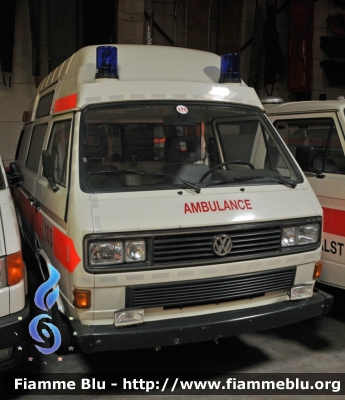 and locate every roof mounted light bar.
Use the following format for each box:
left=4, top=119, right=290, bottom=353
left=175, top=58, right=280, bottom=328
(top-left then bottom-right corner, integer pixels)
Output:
left=219, top=53, right=241, bottom=83
left=96, top=46, right=119, bottom=79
